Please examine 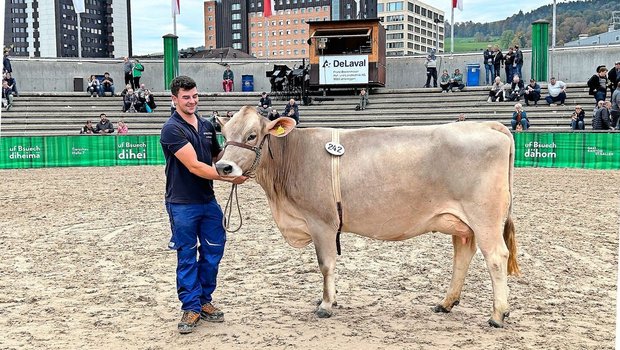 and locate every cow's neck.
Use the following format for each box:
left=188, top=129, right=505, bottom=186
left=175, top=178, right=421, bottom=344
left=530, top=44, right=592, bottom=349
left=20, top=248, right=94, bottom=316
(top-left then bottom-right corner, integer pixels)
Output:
left=255, top=133, right=293, bottom=201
